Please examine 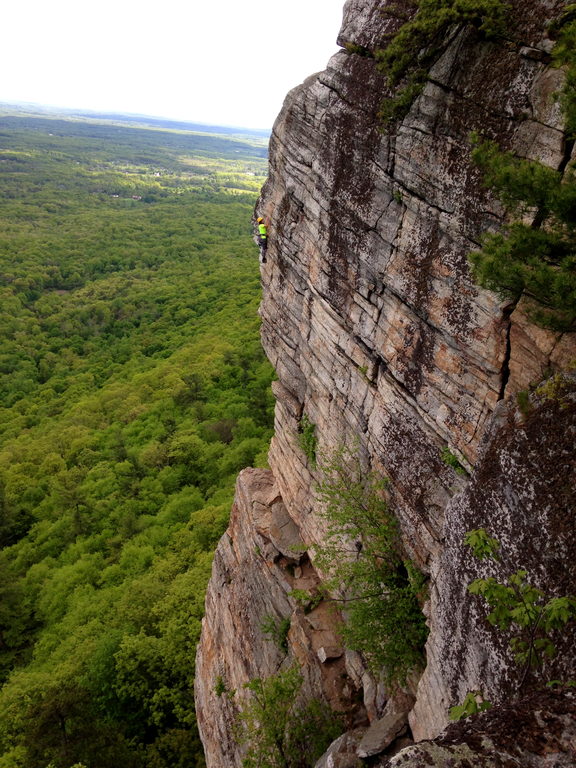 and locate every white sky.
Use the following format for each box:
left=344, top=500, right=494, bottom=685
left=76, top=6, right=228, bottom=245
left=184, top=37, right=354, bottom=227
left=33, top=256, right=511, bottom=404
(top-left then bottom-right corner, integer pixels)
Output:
left=1, top=0, right=345, bottom=130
